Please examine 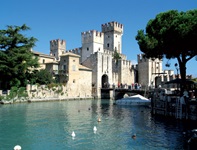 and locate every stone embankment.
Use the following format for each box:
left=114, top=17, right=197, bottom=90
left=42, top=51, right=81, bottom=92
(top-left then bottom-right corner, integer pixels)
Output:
left=0, top=97, right=93, bottom=104
left=0, top=84, right=93, bottom=104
